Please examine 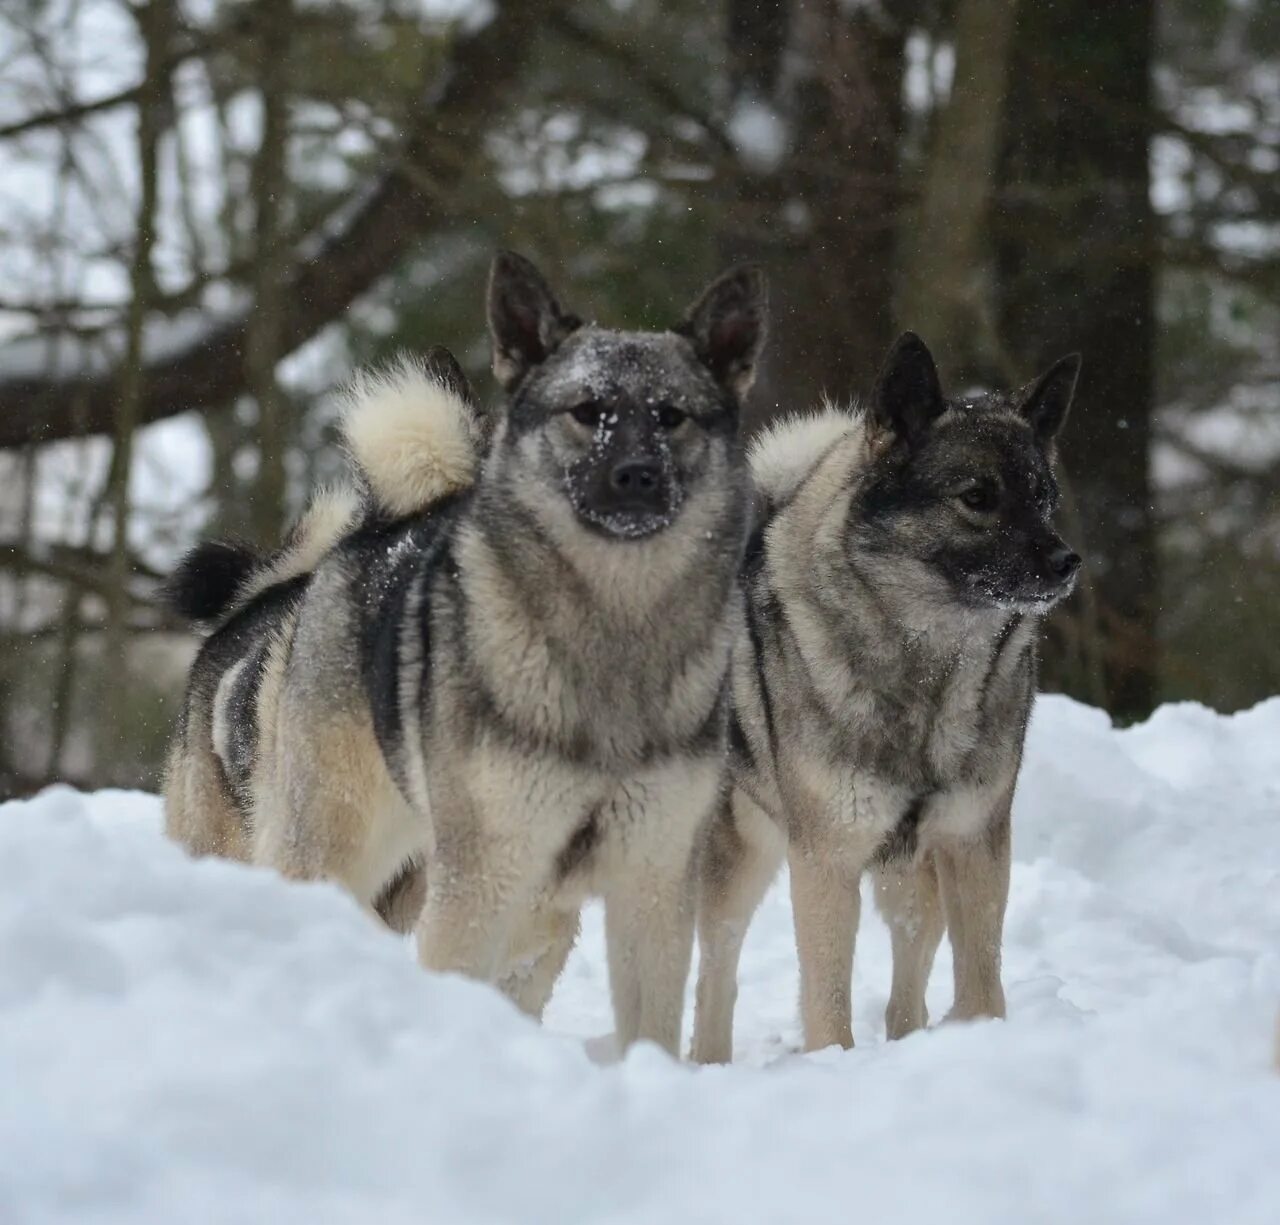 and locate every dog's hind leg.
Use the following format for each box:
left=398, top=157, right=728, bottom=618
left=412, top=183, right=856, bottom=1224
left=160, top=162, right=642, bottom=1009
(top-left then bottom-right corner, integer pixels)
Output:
left=936, top=795, right=1012, bottom=1024
left=253, top=700, right=418, bottom=916
left=164, top=717, right=250, bottom=862
left=691, top=791, right=785, bottom=1064
left=875, top=853, right=945, bottom=1039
